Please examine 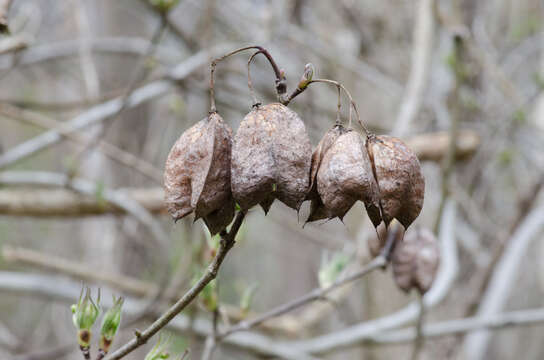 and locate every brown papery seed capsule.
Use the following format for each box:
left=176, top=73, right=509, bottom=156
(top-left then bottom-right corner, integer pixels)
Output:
left=392, top=227, right=439, bottom=294
left=314, top=130, right=380, bottom=221
left=306, top=124, right=347, bottom=222
left=366, top=135, right=425, bottom=230
left=164, top=113, right=234, bottom=235
left=231, top=103, right=312, bottom=213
